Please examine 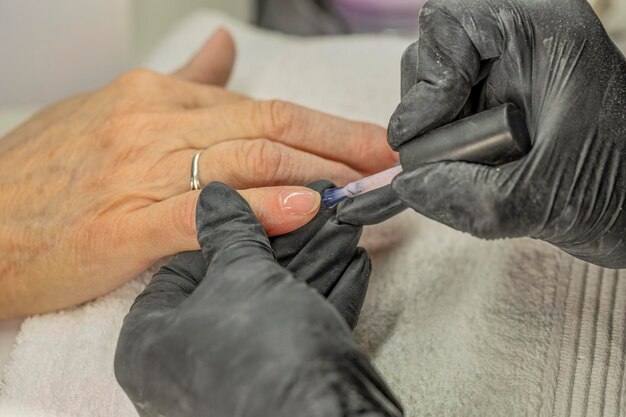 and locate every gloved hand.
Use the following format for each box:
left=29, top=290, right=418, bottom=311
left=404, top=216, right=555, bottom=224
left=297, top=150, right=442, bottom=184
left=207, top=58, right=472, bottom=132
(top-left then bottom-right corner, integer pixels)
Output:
left=114, top=182, right=402, bottom=417
left=269, top=180, right=369, bottom=328
left=337, top=184, right=407, bottom=226
left=385, top=0, right=626, bottom=268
